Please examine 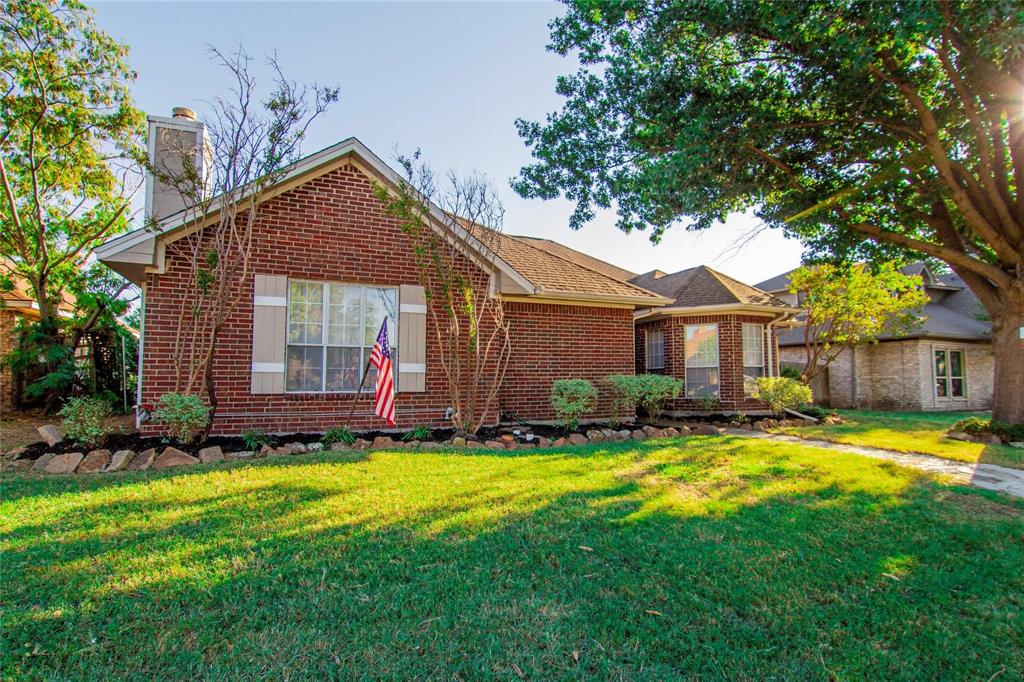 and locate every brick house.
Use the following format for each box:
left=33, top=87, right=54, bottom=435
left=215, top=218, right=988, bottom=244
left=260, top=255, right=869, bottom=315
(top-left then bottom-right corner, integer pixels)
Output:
left=96, top=110, right=679, bottom=434
left=757, top=264, right=994, bottom=411
left=629, top=267, right=799, bottom=416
